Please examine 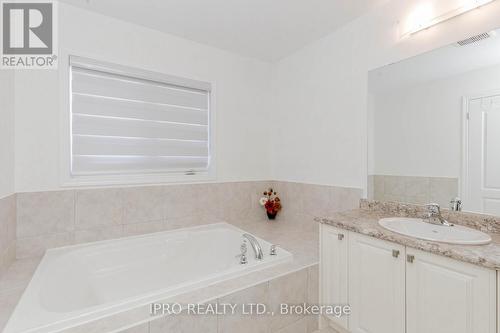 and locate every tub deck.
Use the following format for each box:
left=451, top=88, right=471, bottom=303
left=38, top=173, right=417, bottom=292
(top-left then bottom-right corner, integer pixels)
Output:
left=0, top=216, right=318, bottom=333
